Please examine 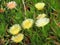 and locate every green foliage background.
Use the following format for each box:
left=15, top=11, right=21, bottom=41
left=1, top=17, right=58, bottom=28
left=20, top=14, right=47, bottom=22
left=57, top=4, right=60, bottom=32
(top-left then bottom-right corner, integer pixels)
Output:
left=0, top=0, right=60, bottom=45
